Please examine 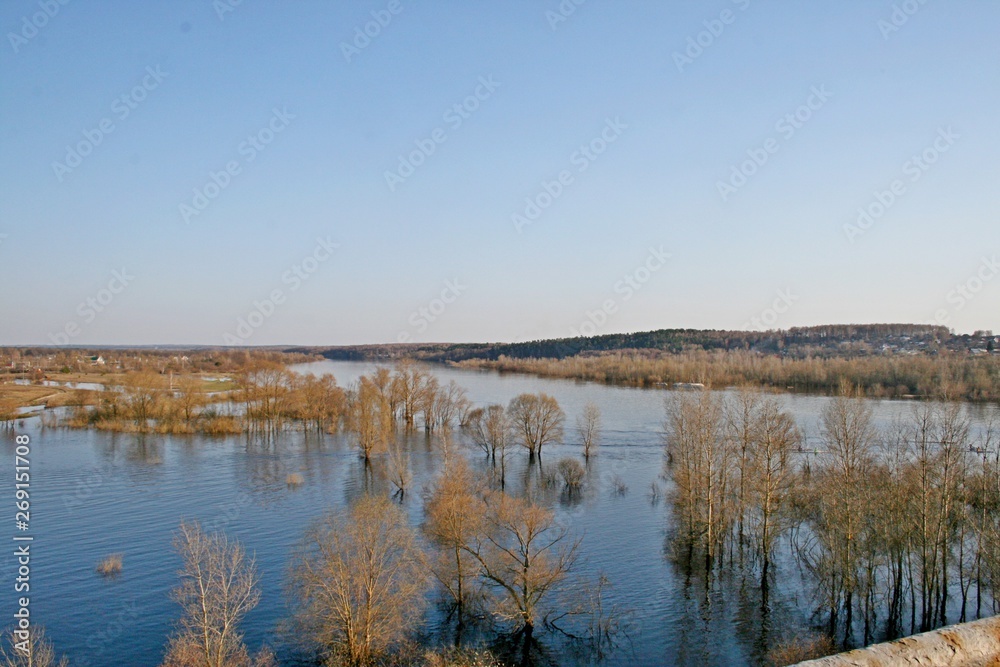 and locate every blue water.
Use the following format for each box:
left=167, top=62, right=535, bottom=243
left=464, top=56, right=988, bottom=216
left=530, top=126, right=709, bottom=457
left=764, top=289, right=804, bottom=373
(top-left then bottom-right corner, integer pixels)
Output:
left=1, top=361, right=996, bottom=666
